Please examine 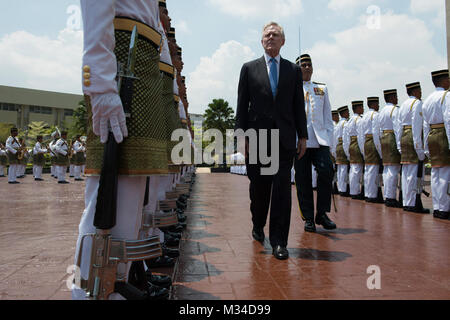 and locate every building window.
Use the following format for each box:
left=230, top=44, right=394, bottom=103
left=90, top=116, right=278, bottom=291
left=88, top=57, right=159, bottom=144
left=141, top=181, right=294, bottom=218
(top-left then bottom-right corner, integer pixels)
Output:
left=0, top=103, right=17, bottom=111
left=64, top=109, right=74, bottom=117
left=30, top=105, right=52, bottom=114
